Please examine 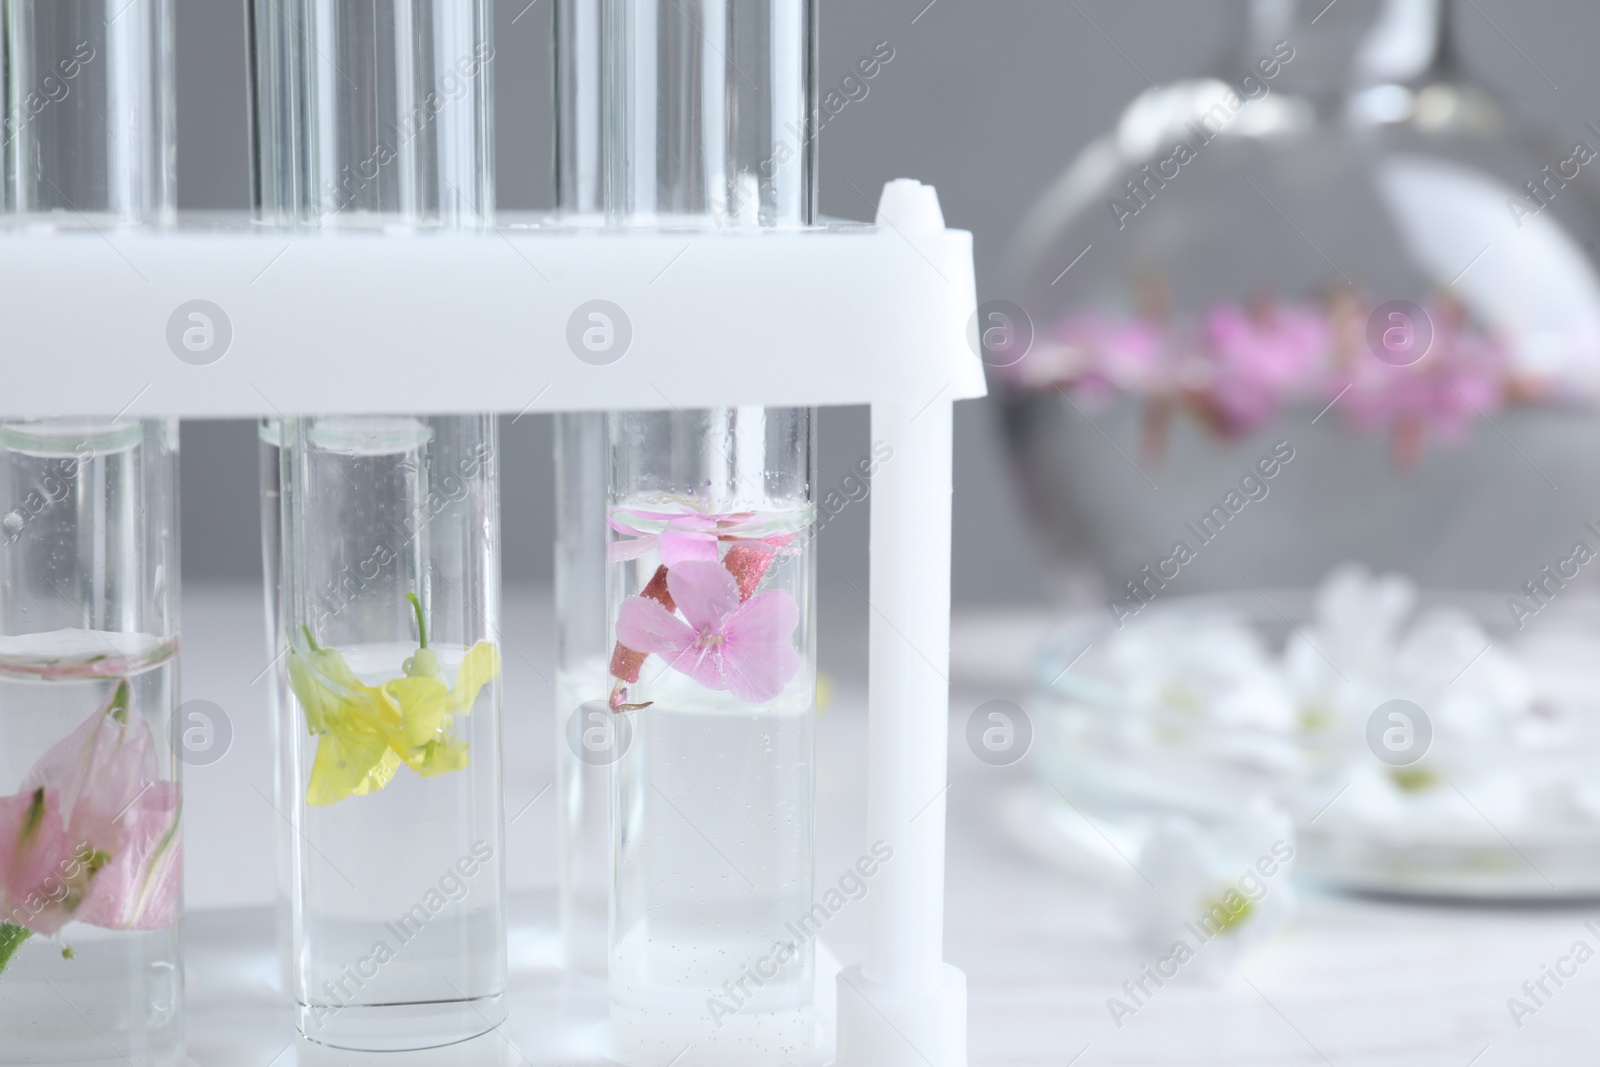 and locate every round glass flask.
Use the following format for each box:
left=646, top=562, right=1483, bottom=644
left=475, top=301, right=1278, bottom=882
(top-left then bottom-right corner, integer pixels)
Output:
left=1000, top=0, right=1600, bottom=602
left=1005, top=0, right=1600, bottom=900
